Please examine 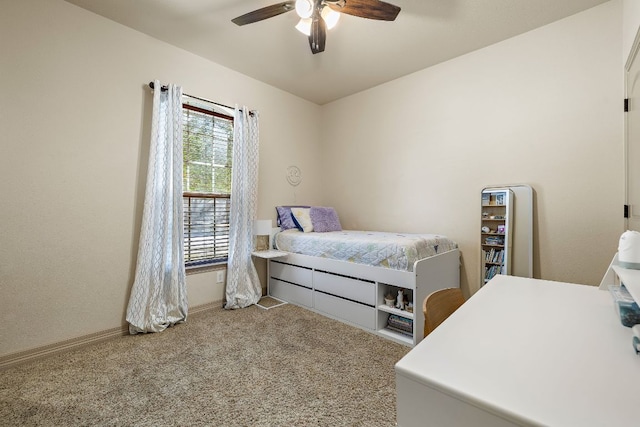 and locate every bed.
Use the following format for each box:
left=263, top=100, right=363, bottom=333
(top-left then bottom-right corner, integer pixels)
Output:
left=266, top=206, right=460, bottom=346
